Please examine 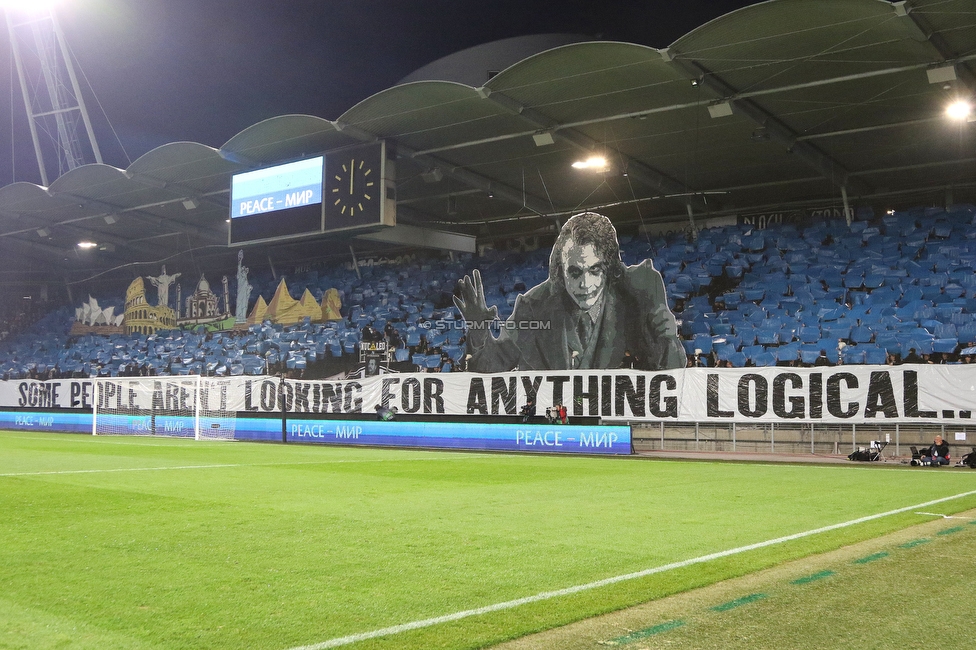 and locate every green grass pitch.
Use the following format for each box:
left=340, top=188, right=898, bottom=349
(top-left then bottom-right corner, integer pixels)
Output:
left=2, top=430, right=975, bottom=650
